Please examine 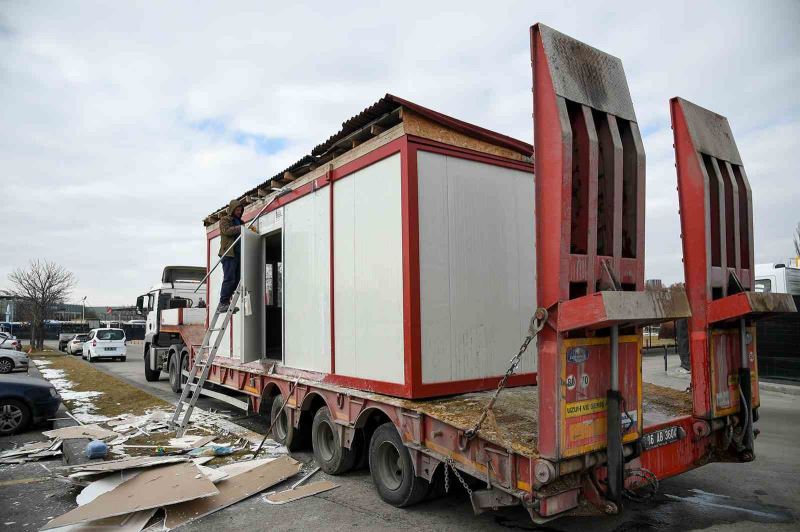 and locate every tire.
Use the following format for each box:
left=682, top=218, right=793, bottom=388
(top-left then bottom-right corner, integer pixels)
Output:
left=312, top=408, right=356, bottom=475
left=120, top=357, right=127, bottom=362
left=143, top=346, right=161, bottom=382
left=87, top=350, right=95, bottom=363
left=369, top=422, right=429, bottom=507
left=169, top=353, right=182, bottom=393
left=180, top=353, right=188, bottom=387
left=0, top=399, right=31, bottom=435
left=270, top=394, right=305, bottom=451
left=0, top=357, right=13, bottom=374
